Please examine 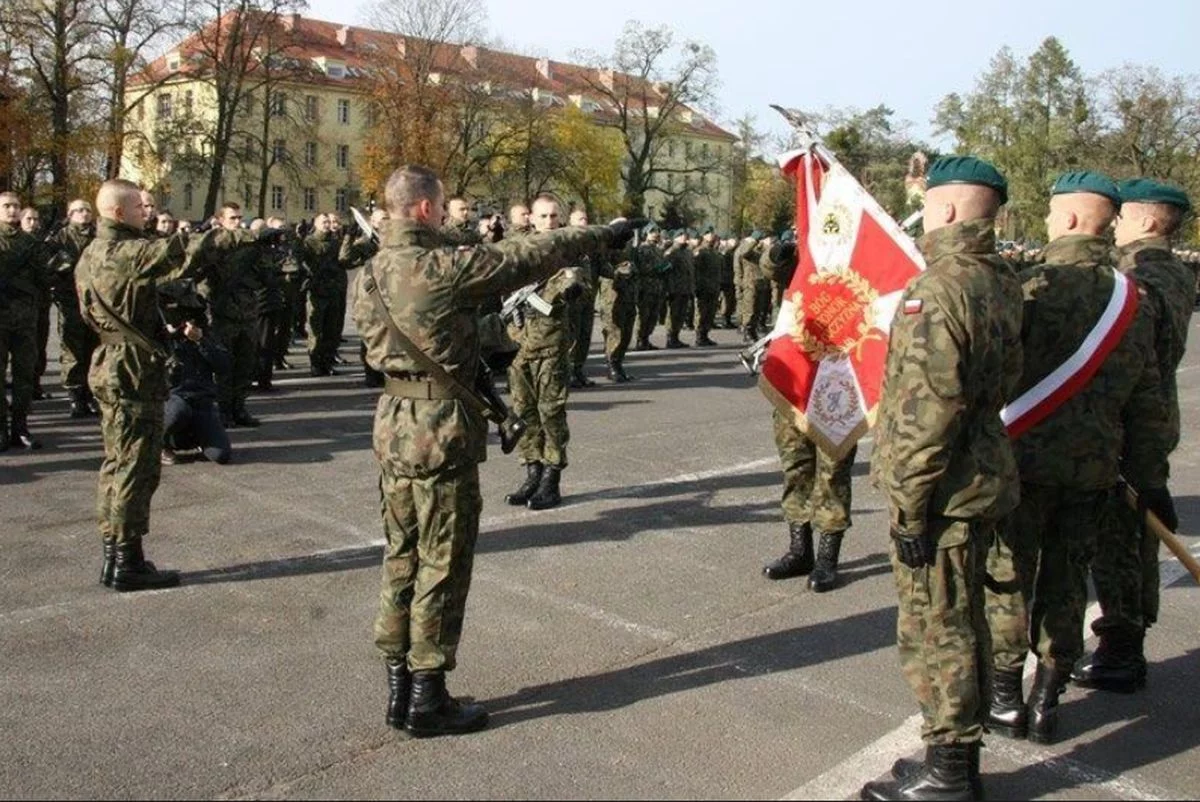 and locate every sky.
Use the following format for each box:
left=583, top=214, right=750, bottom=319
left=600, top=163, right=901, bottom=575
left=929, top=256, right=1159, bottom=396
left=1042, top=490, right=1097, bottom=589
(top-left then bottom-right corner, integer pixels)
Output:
left=304, top=0, right=1196, bottom=152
